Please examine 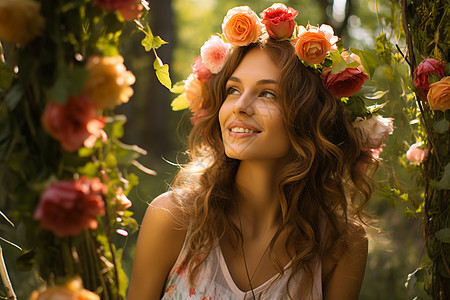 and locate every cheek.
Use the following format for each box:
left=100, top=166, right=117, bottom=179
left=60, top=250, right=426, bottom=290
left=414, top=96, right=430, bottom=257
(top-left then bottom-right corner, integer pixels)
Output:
left=218, top=100, right=233, bottom=130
